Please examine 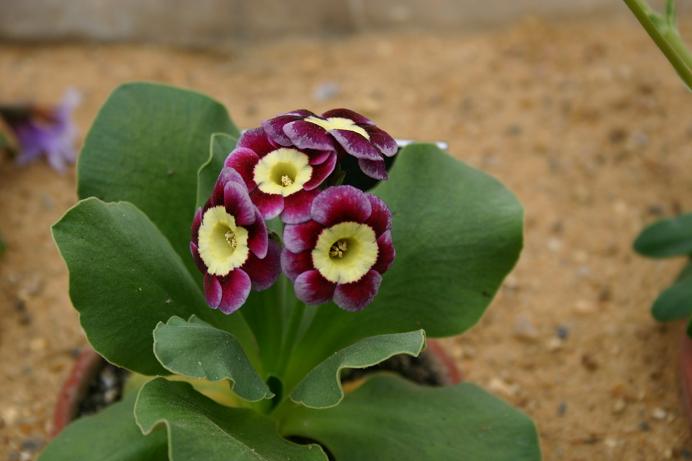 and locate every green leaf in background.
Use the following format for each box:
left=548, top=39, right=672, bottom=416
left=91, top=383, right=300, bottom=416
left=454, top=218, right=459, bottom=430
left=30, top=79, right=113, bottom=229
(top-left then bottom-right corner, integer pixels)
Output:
left=135, top=379, right=328, bottom=461
left=153, top=315, right=272, bottom=402
left=197, top=132, right=238, bottom=208
left=291, top=330, right=425, bottom=408
left=78, top=82, right=239, bottom=276
left=39, top=392, right=167, bottom=461
left=0, top=229, right=5, bottom=255
left=282, top=375, right=541, bottom=461
left=634, top=213, right=692, bottom=258
left=288, top=144, right=523, bottom=381
left=651, top=260, right=692, bottom=322
left=52, top=198, right=255, bottom=375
